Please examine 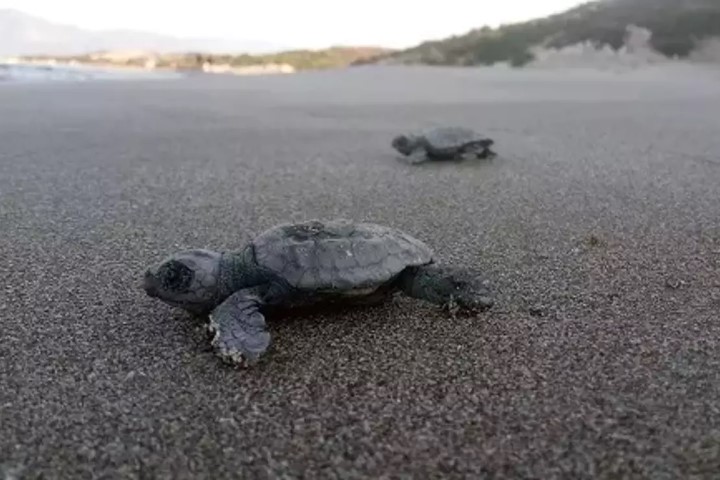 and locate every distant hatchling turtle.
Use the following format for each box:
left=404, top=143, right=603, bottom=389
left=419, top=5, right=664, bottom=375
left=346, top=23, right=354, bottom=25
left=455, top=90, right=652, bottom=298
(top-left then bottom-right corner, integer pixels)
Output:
left=142, top=219, right=494, bottom=367
left=391, top=126, right=496, bottom=164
